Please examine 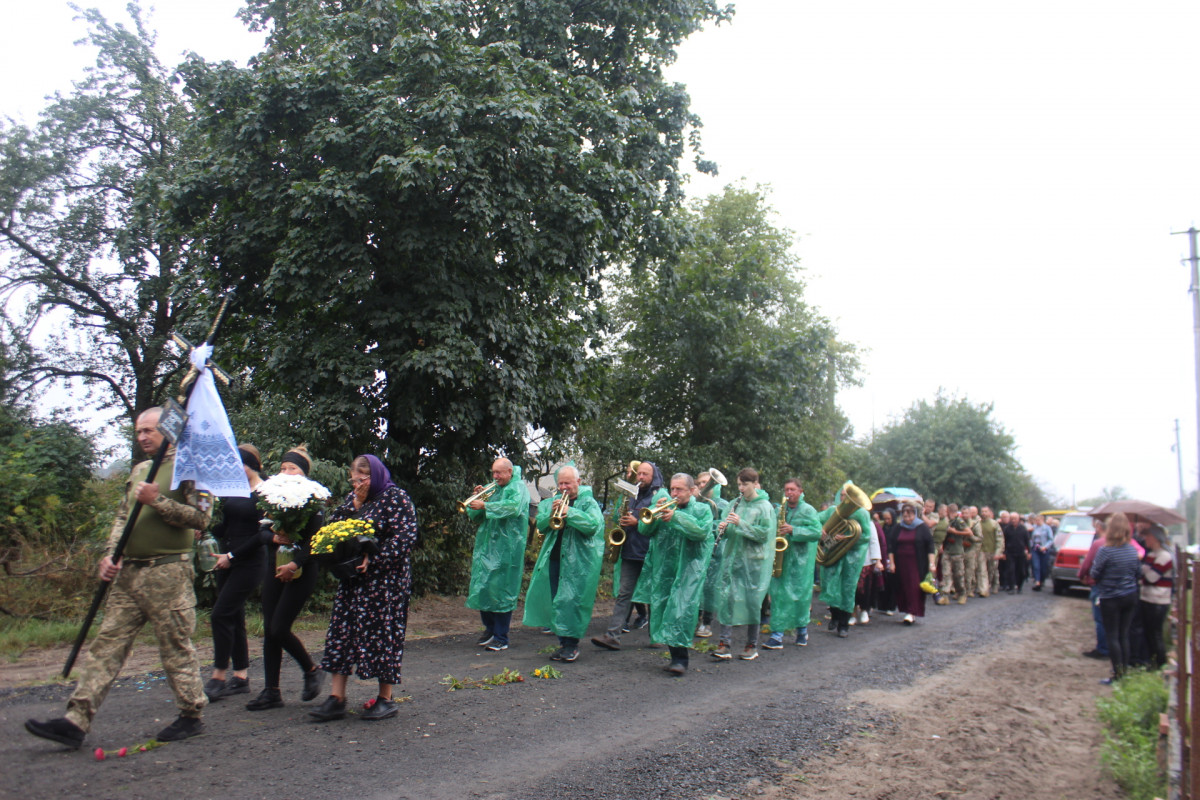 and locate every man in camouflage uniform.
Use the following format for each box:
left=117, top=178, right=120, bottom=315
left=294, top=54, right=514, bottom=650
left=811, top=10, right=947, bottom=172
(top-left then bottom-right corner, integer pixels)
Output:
left=975, top=506, right=1004, bottom=597
left=963, top=505, right=984, bottom=597
left=933, top=503, right=971, bottom=604
left=26, top=407, right=212, bottom=748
